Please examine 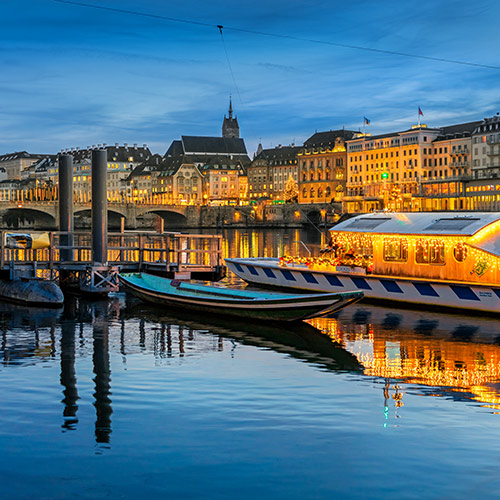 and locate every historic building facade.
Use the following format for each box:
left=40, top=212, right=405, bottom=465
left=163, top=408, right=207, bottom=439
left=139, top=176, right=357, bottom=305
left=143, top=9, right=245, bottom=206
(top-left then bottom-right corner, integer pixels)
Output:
left=416, top=121, right=480, bottom=211
left=51, top=144, right=152, bottom=202
left=298, top=130, right=357, bottom=204
left=472, top=115, right=500, bottom=180
left=0, top=151, right=51, bottom=180
left=248, top=145, right=300, bottom=200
